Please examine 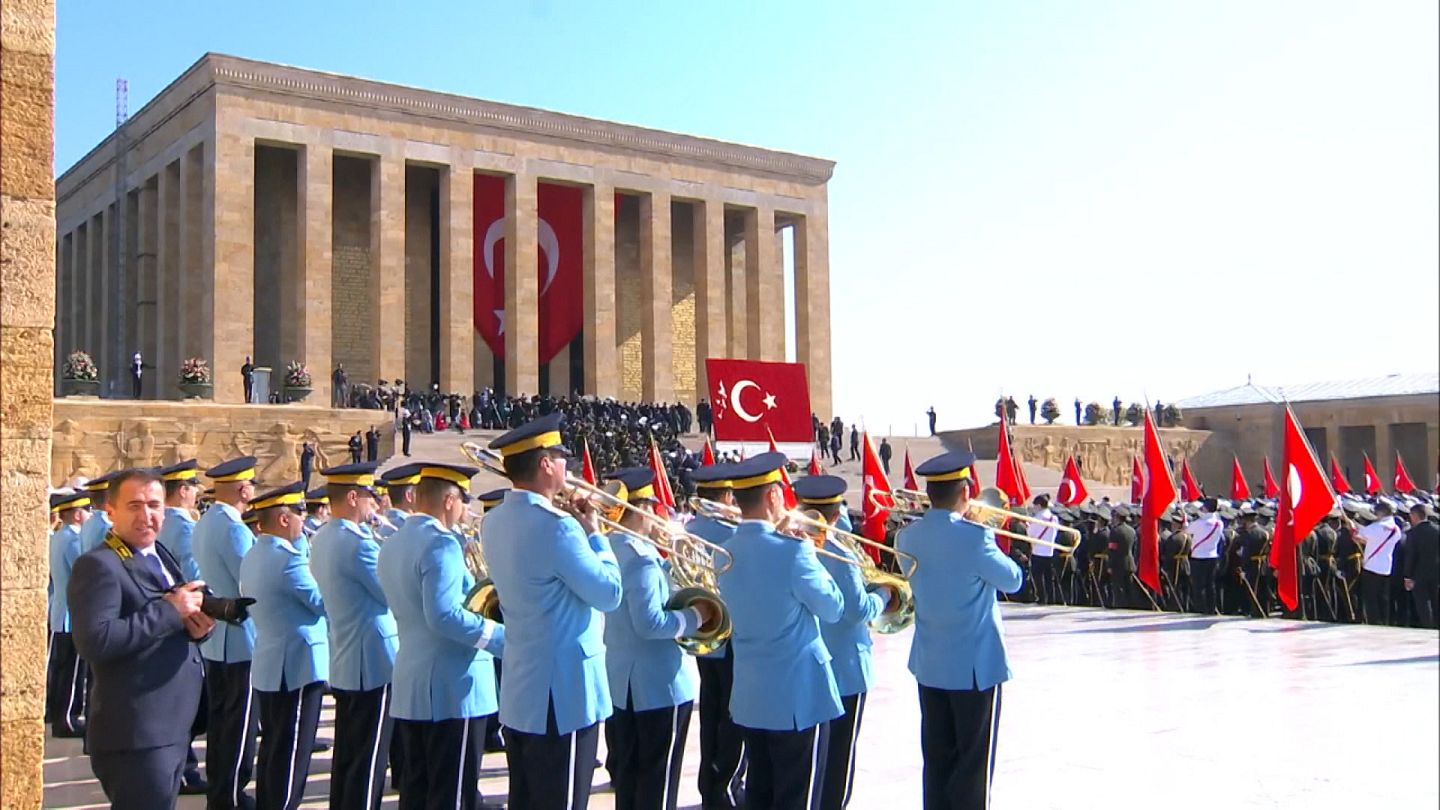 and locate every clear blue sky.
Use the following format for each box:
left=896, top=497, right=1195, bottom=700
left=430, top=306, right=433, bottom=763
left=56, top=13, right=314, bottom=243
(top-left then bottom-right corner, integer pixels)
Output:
left=56, top=1, right=1439, bottom=433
